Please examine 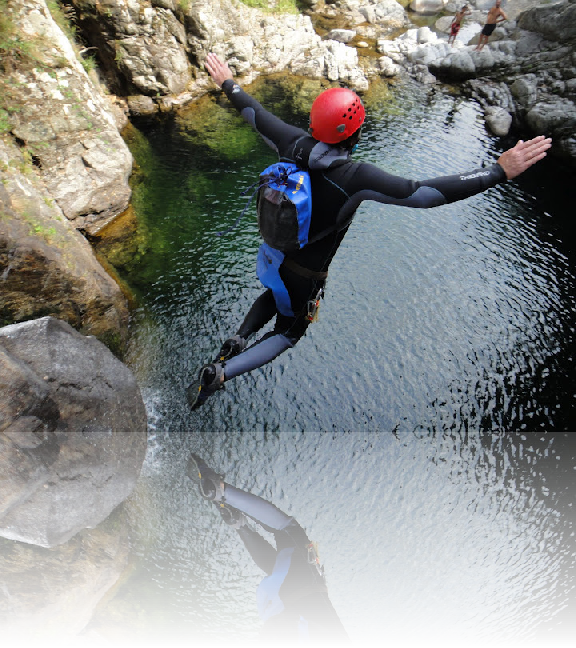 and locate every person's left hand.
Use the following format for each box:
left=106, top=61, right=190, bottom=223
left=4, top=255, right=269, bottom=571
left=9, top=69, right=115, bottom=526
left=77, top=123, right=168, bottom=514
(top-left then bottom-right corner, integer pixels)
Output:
left=205, top=53, right=234, bottom=88
left=497, top=136, right=552, bottom=179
